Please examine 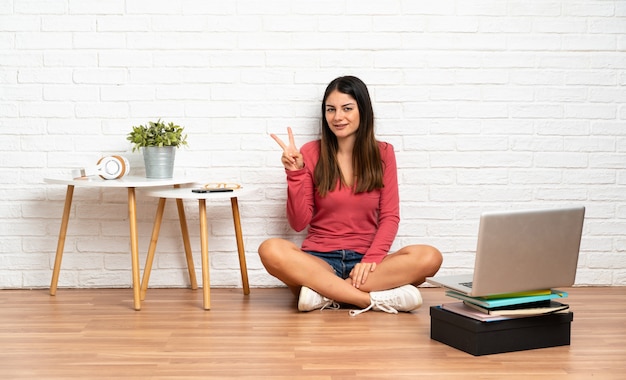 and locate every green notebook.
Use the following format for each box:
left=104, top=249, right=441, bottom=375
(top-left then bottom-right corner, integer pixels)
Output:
left=445, top=289, right=569, bottom=308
